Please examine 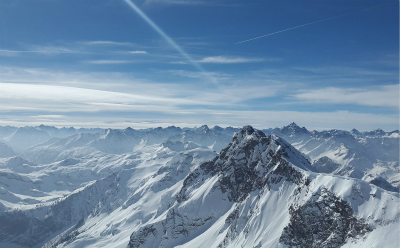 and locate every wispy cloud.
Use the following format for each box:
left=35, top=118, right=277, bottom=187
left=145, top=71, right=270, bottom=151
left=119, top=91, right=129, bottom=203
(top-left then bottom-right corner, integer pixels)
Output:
left=197, top=56, right=263, bottom=64
left=0, top=46, right=80, bottom=56
left=85, top=60, right=133, bottom=64
left=0, top=82, right=188, bottom=113
left=129, top=50, right=148, bottom=54
left=294, top=66, right=397, bottom=77
left=0, top=66, right=283, bottom=114
left=0, top=65, right=397, bottom=130
left=293, top=85, right=399, bottom=108
left=81, top=41, right=136, bottom=46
